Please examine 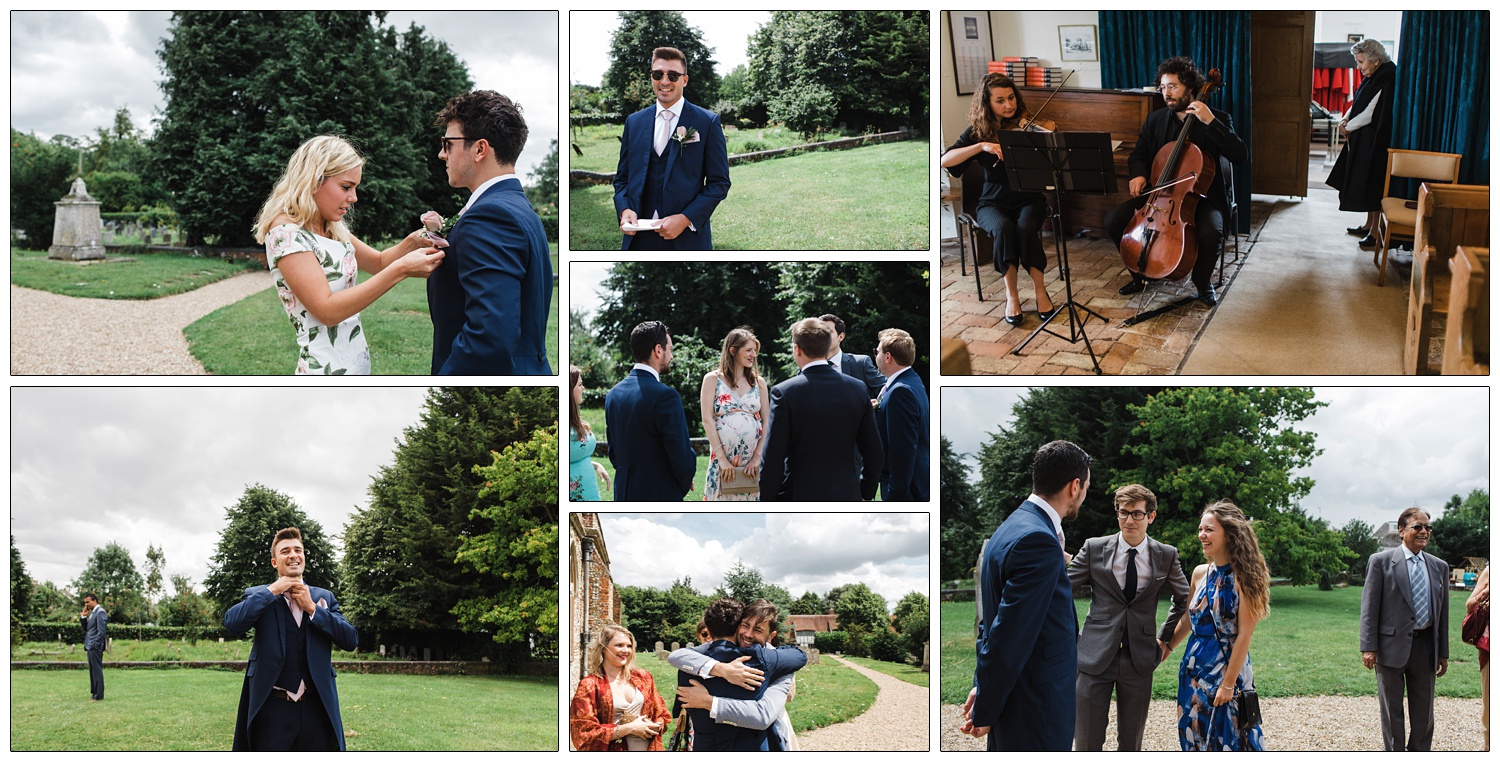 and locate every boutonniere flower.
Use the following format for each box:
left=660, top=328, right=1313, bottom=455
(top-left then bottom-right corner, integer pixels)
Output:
left=420, top=210, right=461, bottom=248
left=673, top=126, right=700, bottom=146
